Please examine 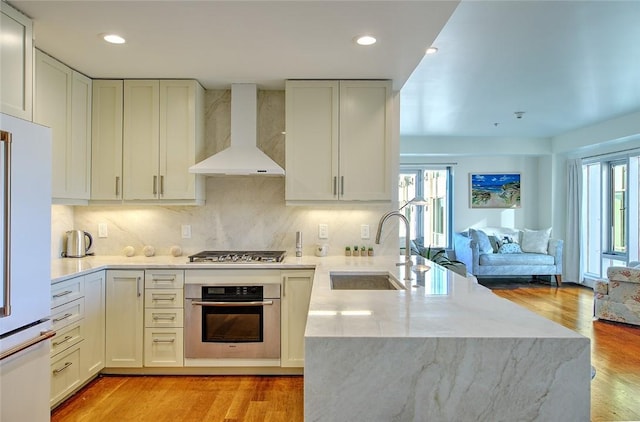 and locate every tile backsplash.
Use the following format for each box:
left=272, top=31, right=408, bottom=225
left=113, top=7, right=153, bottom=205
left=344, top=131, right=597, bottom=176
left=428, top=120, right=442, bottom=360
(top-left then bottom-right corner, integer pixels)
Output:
left=52, top=89, right=398, bottom=259
left=55, top=178, right=396, bottom=258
